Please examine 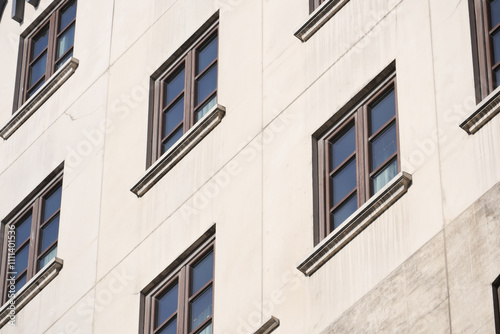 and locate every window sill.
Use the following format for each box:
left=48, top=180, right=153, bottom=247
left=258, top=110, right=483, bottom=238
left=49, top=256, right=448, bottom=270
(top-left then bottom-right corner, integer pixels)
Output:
left=0, top=57, right=79, bottom=140
left=298, top=171, right=412, bottom=276
left=294, top=0, right=350, bottom=42
left=460, top=86, right=500, bottom=134
left=131, top=104, right=226, bottom=197
left=253, top=316, right=280, bottom=334
left=0, top=257, right=63, bottom=328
